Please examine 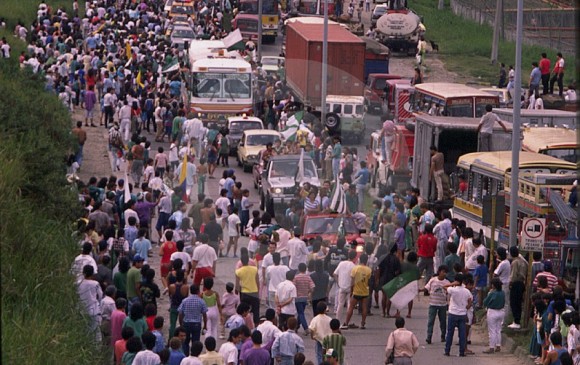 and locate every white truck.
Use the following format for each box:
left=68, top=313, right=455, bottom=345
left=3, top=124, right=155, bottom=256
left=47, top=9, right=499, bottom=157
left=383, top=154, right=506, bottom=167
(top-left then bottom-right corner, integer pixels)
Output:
left=375, top=0, right=422, bottom=54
